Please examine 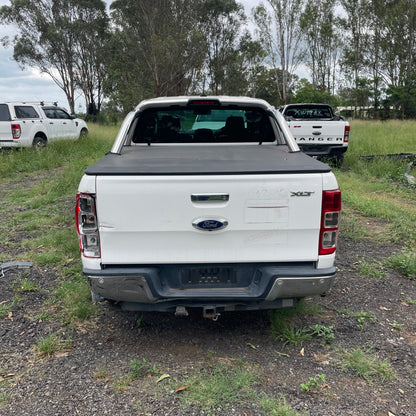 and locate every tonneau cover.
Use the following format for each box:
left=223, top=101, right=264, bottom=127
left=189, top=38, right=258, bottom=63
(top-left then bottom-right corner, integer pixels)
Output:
left=85, top=145, right=331, bottom=175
